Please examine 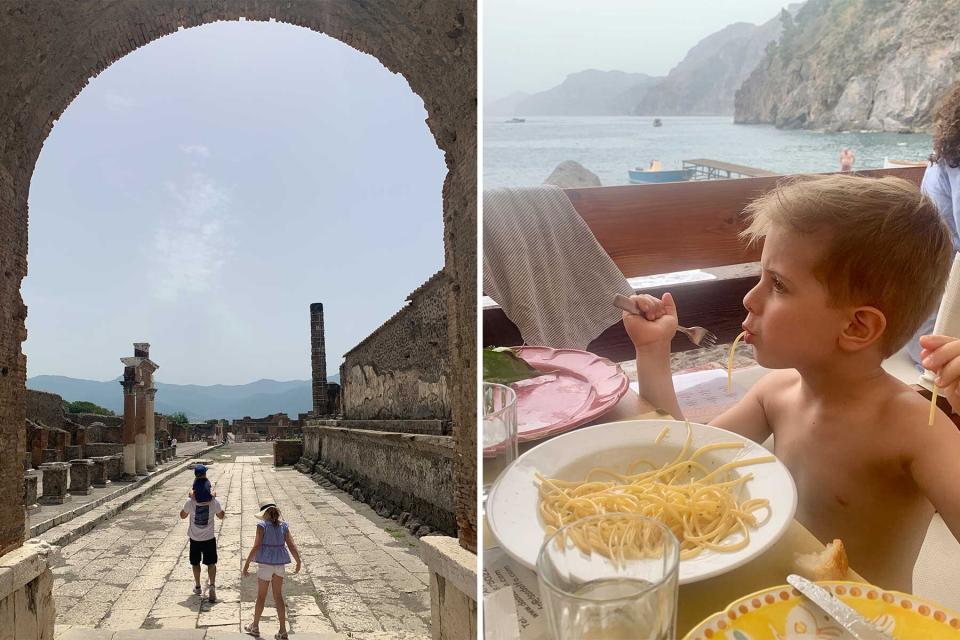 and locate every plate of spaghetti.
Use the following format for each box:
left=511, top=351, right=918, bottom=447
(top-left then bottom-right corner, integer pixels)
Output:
left=485, top=419, right=797, bottom=585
